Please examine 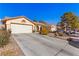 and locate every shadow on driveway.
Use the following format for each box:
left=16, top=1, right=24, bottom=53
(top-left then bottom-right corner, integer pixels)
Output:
left=68, top=41, right=79, bottom=48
